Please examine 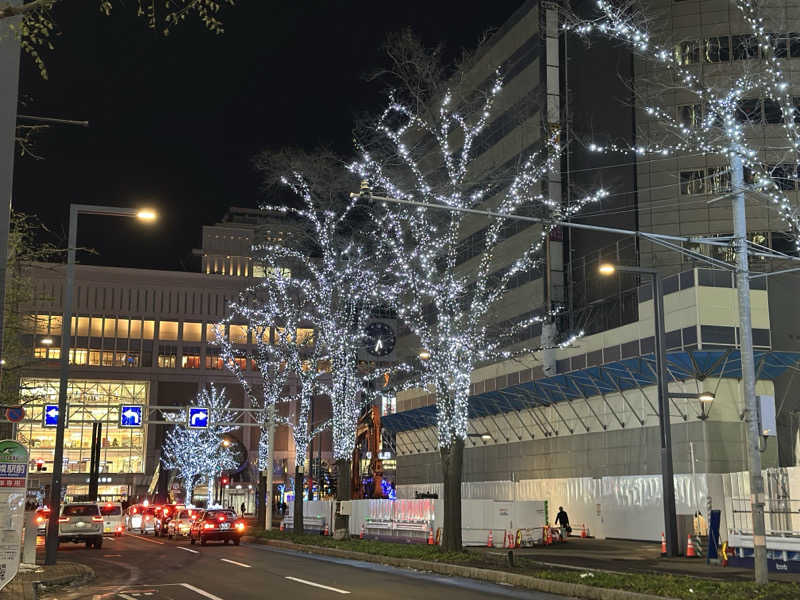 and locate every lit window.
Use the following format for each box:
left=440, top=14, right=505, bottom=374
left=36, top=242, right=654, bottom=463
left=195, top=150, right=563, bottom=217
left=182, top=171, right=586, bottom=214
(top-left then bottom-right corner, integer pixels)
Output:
left=129, top=320, right=142, bottom=339
left=158, top=354, right=177, bottom=368
left=142, top=321, right=155, bottom=340
left=90, top=318, right=103, bottom=338
left=33, top=314, right=49, bottom=334
left=115, top=319, right=130, bottom=338
left=181, top=355, right=201, bottom=369
left=680, top=170, right=706, bottom=195
left=206, top=324, right=223, bottom=343
left=70, top=349, right=88, bottom=365
left=76, top=317, right=90, bottom=337
left=706, top=166, right=731, bottom=193
left=674, top=40, right=700, bottom=65
left=158, top=321, right=179, bottom=341
left=677, top=104, right=701, bottom=129
left=229, top=325, right=248, bottom=344
left=89, top=351, right=102, bottom=366
left=183, top=322, right=202, bottom=342
left=704, top=36, right=729, bottom=63
left=205, top=354, right=223, bottom=370
left=49, top=316, right=62, bottom=335
left=732, top=35, right=759, bottom=60
left=34, top=347, right=47, bottom=359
